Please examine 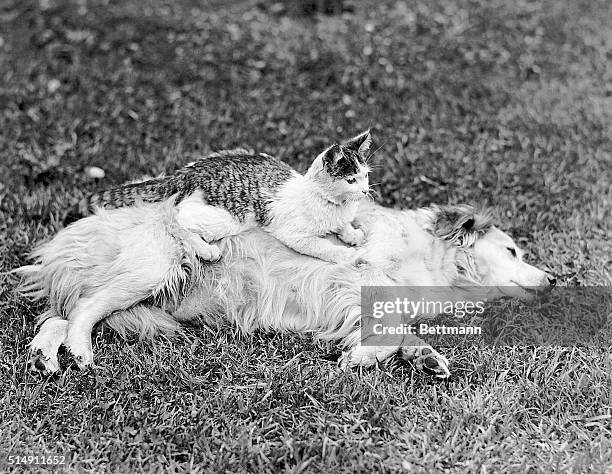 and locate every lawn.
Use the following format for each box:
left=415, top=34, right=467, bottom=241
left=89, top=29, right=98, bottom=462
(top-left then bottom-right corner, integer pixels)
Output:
left=1, top=0, right=611, bottom=472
